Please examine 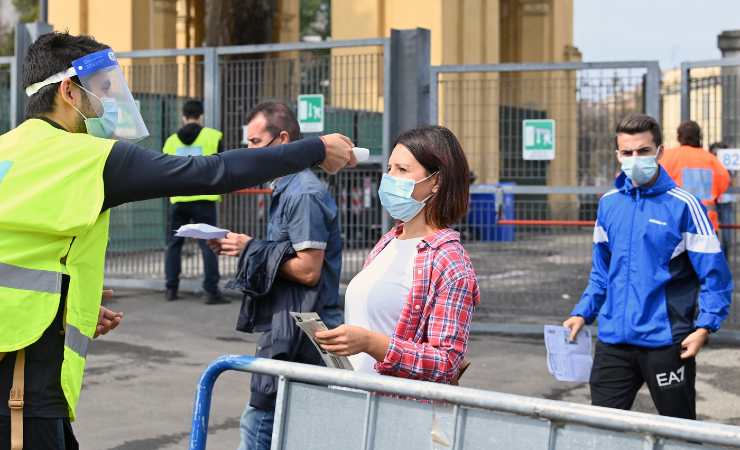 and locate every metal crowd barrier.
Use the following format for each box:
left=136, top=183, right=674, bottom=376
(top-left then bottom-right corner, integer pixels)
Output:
left=189, top=356, right=740, bottom=450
